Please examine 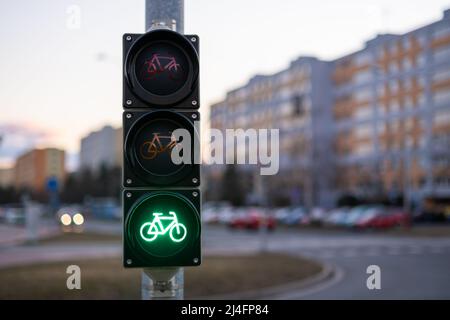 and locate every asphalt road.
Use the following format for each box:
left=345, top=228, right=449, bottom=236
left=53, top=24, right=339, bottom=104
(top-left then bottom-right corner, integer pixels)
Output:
left=1, top=220, right=450, bottom=299
left=202, top=225, right=450, bottom=299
